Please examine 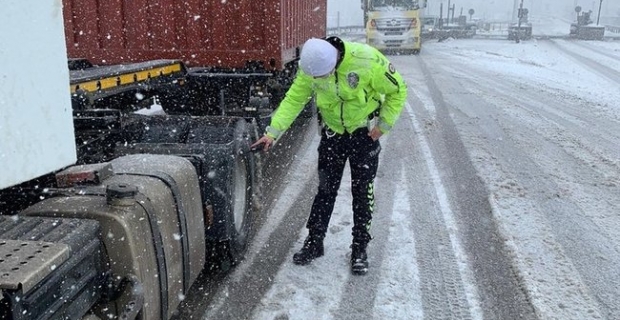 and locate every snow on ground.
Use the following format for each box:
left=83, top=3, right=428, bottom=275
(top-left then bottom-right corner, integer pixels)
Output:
left=242, top=17, right=620, bottom=320
left=430, top=37, right=620, bottom=115
left=419, top=27, right=620, bottom=319
left=251, top=158, right=429, bottom=320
